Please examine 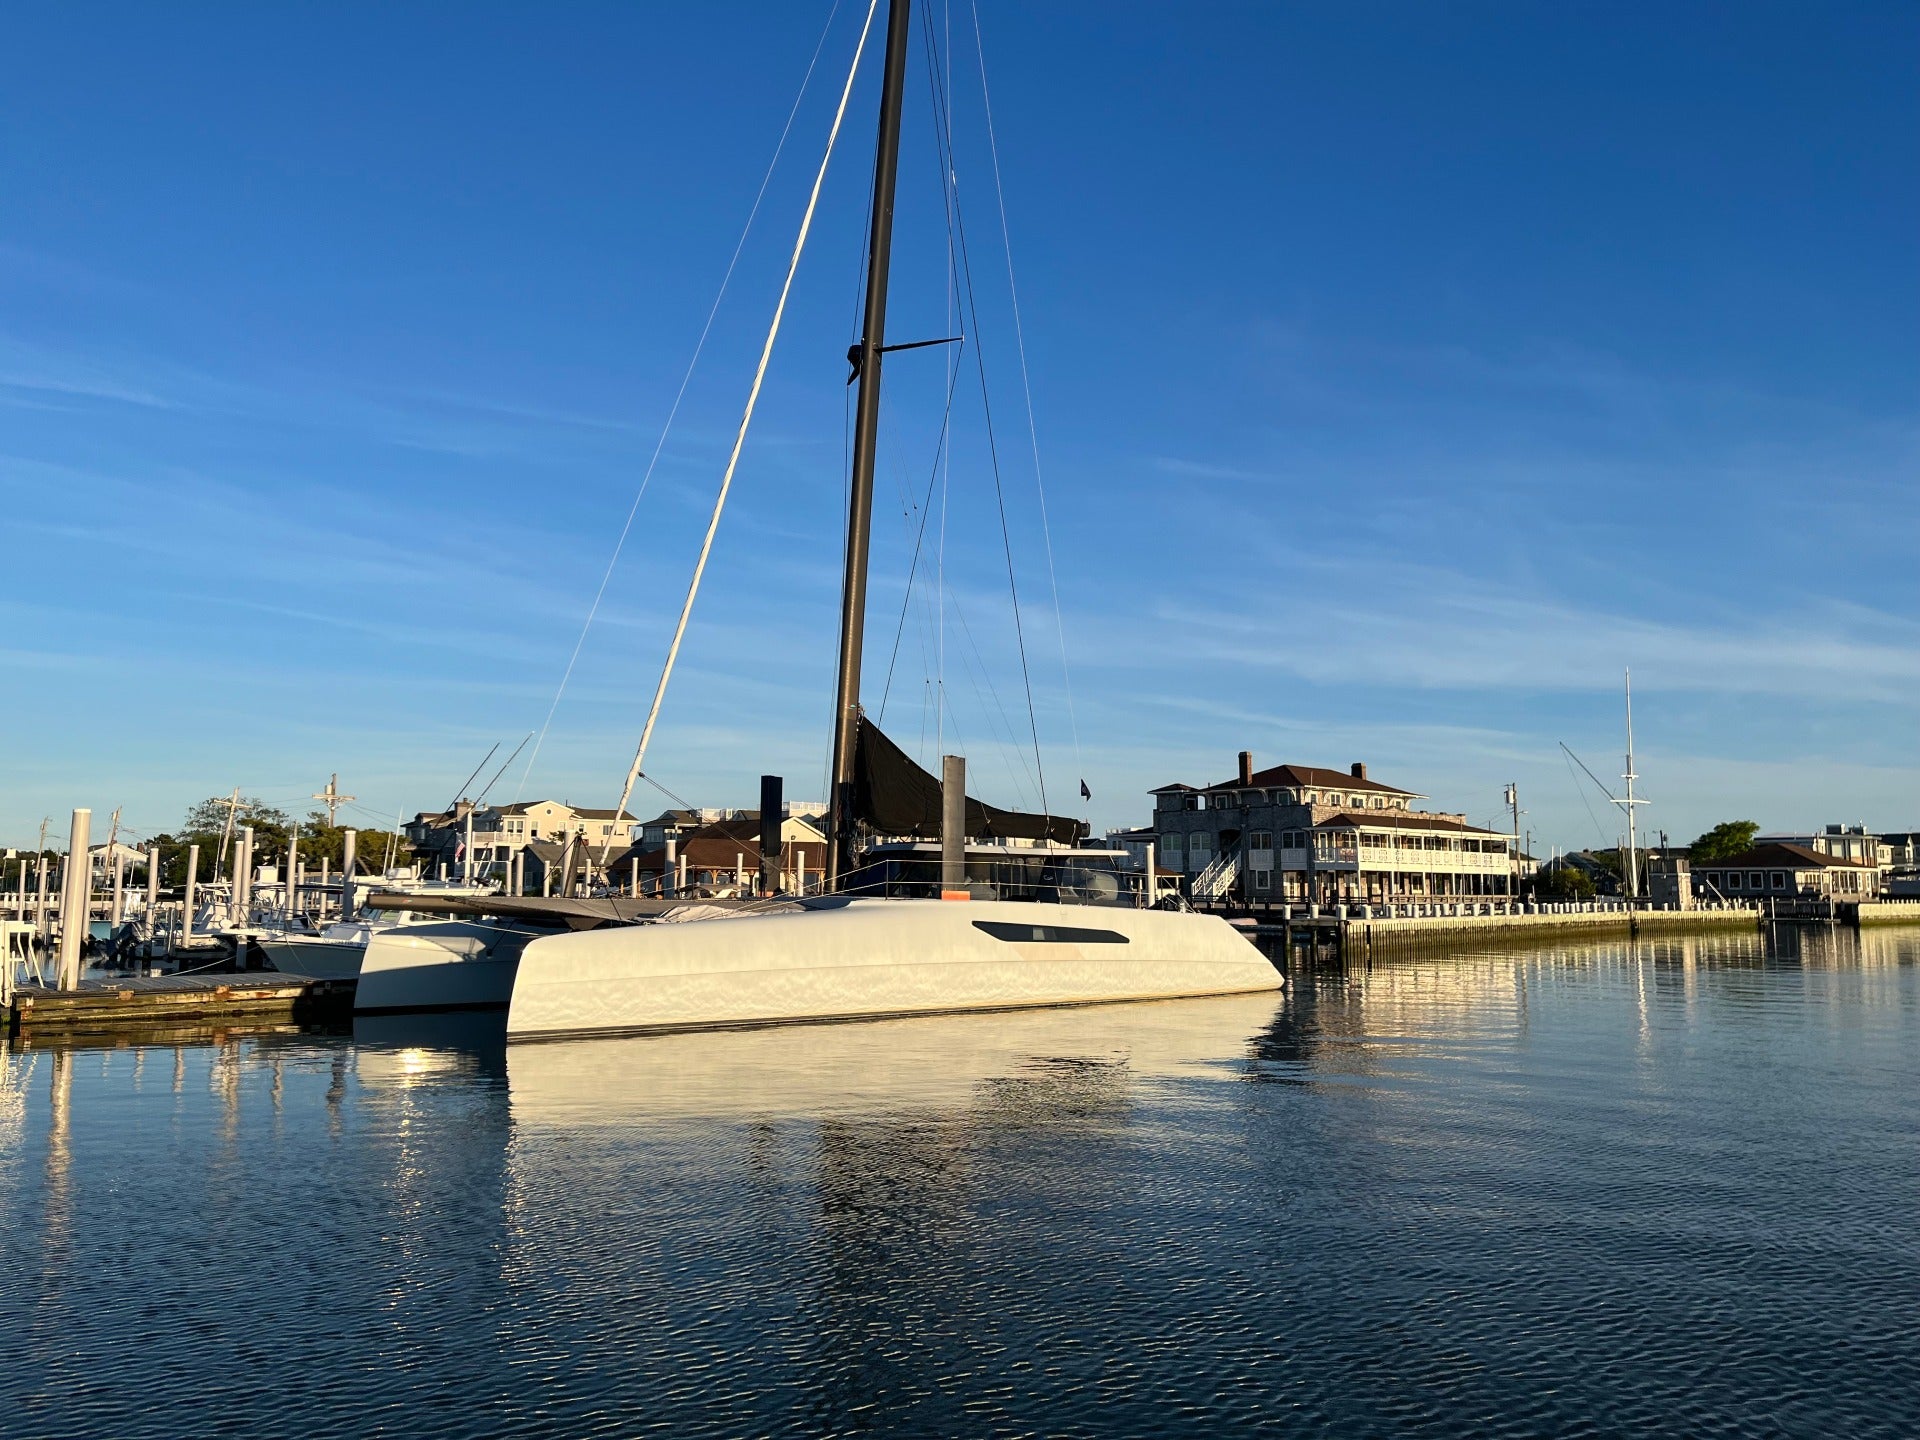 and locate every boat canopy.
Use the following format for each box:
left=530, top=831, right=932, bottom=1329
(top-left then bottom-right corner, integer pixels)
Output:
left=852, top=718, right=1085, bottom=846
